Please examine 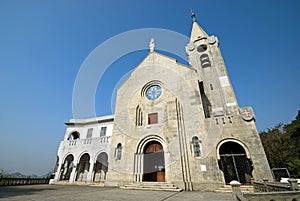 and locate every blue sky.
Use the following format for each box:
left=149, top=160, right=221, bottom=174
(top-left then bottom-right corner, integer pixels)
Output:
left=0, top=0, right=300, bottom=175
